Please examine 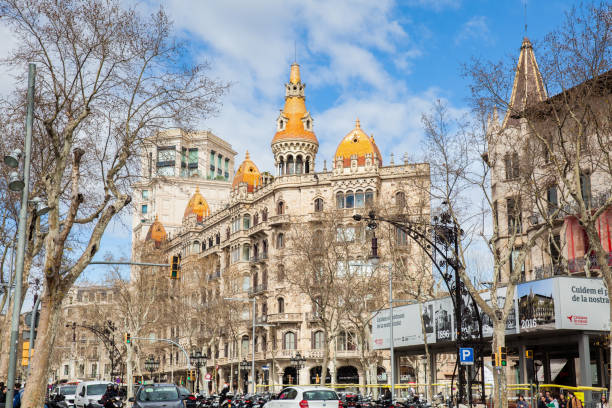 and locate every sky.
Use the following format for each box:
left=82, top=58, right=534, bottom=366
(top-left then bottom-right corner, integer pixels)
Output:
left=0, top=0, right=582, bottom=282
